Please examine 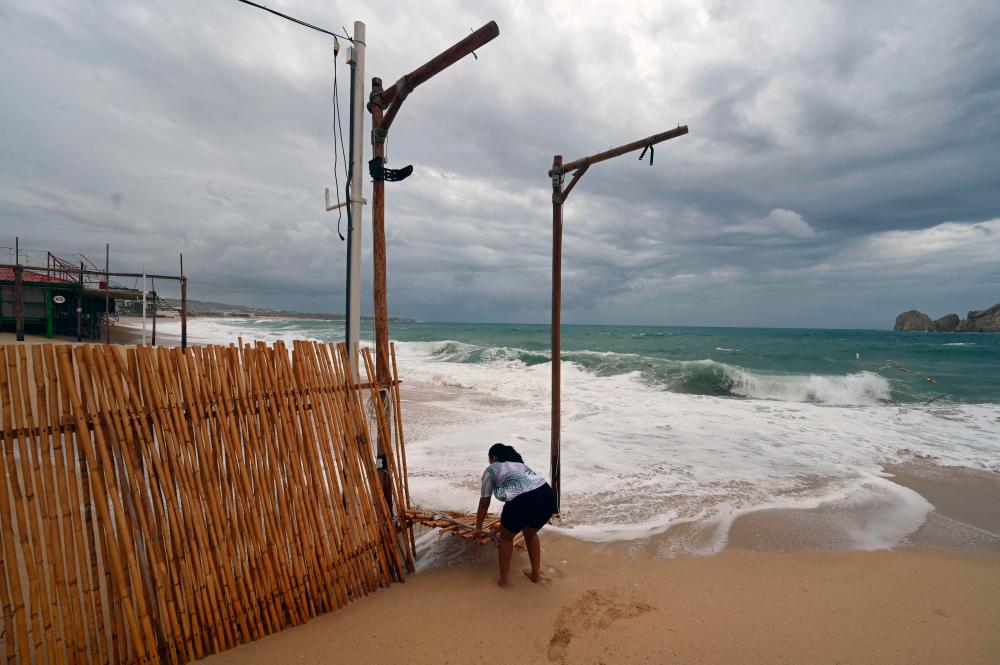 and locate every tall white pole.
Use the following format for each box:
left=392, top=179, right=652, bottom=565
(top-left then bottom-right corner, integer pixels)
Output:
left=141, top=265, right=147, bottom=345
left=345, top=21, right=366, bottom=378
